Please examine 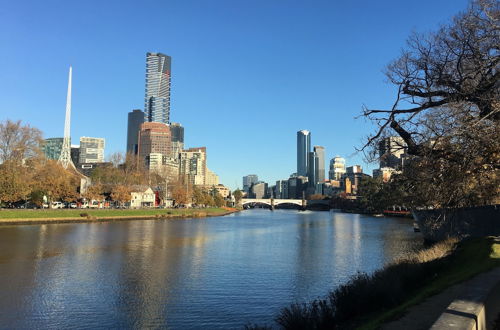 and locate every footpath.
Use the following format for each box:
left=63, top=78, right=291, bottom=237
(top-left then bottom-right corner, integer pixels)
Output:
left=382, top=265, right=500, bottom=330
